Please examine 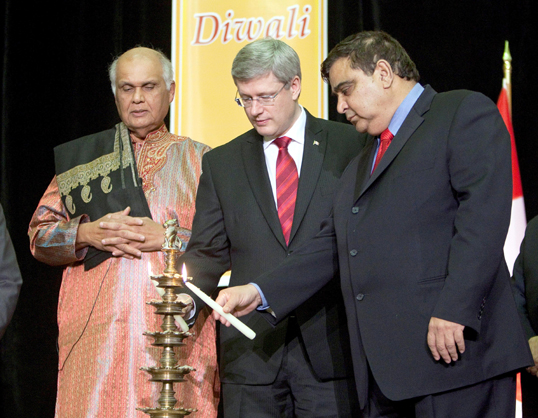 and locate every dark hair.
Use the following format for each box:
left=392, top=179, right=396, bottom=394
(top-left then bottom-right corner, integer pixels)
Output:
left=321, top=31, right=420, bottom=83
